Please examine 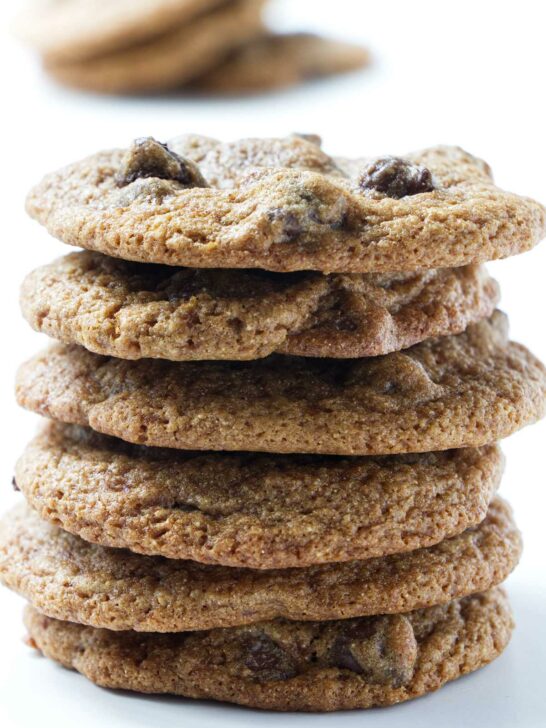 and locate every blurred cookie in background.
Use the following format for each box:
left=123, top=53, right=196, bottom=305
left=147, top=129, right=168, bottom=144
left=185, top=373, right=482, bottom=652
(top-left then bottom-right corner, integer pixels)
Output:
left=192, top=32, right=369, bottom=95
left=15, top=0, right=369, bottom=94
